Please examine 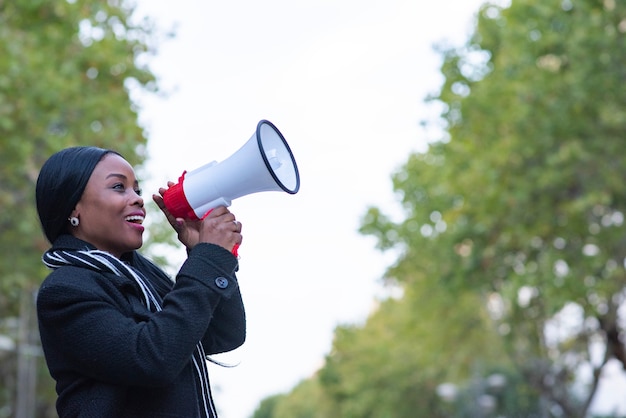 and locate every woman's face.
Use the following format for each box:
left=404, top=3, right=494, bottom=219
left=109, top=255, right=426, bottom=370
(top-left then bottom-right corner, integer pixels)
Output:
left=70, top=153, right=146, bottom=258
